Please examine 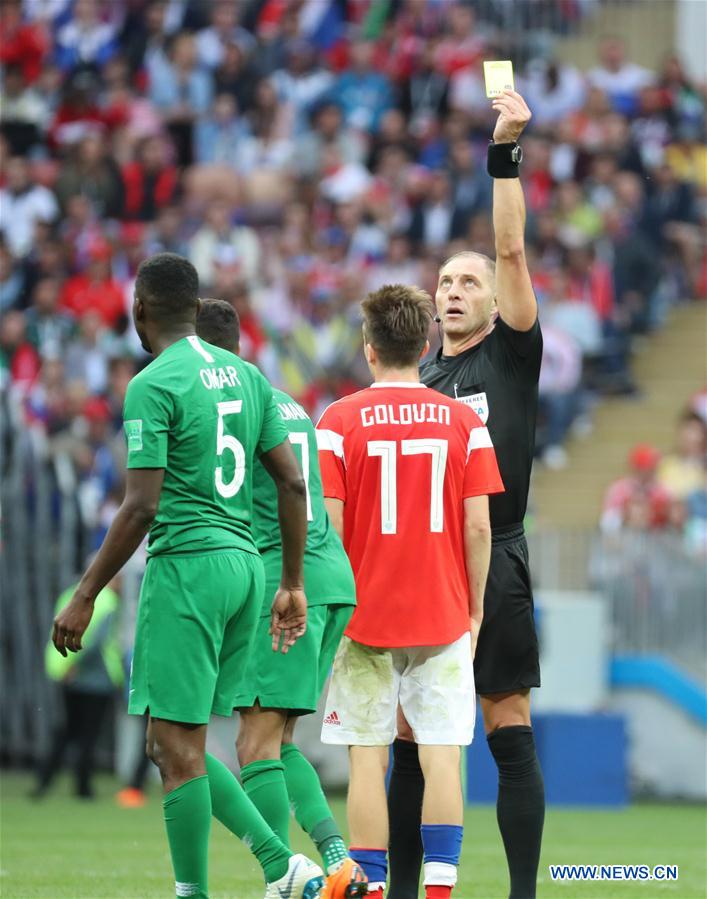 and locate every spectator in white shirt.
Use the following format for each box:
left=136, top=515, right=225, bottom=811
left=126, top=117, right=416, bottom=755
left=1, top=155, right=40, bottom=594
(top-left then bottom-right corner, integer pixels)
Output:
left=0, top=157, right=59, bottom=258
left=189, top=199, right=261, bottom=288
left=523, top=59, right=586, bottom=127
left=0, top=64, right=47, bottom=129
left=64, top=311, right=110, bottom=396
left=449, top=64, right=487, bottom=117
left=148, top=31, right=213, bottom=118
left=195, top=0, right=254, bottom=70
left=22, top=0, right=71, bottom=21
left=539, top=321, right=583, bottom=468
left=588, top=36, right=653, bottom=117
left=294, top=101, right=366, bottom=178
left=194, top=93, right=251, bottom=166
left=271, top=40, right=334, bottom=135
left=54, top=0, right=118, bottom=72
